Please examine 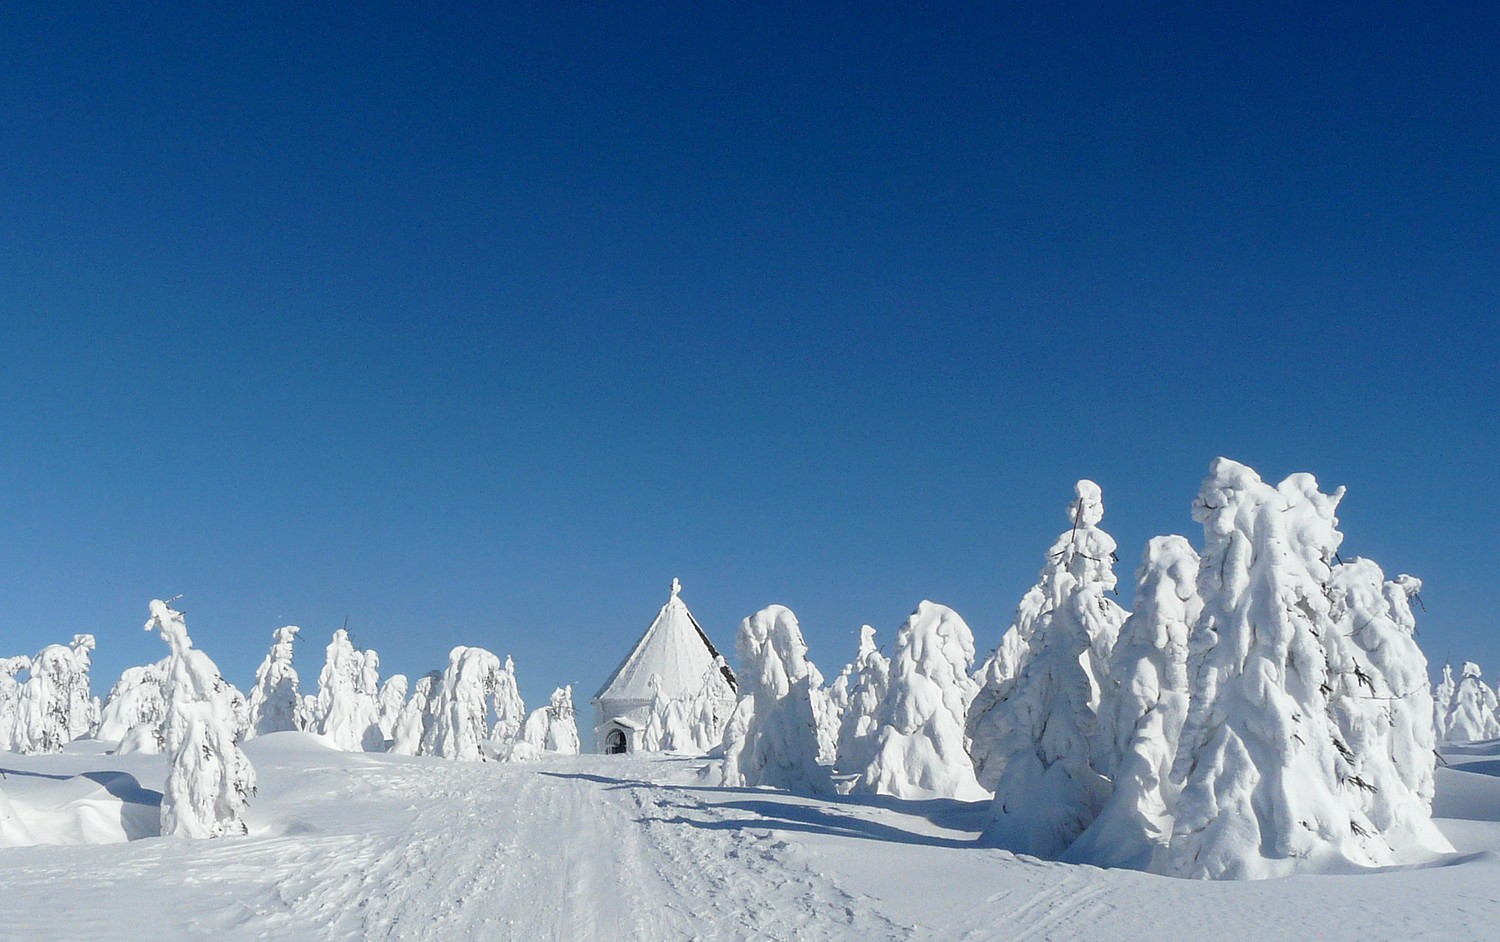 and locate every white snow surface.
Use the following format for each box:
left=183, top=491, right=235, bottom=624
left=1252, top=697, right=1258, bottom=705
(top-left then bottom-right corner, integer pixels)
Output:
left=5, top=736, right=1500, bottom=940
